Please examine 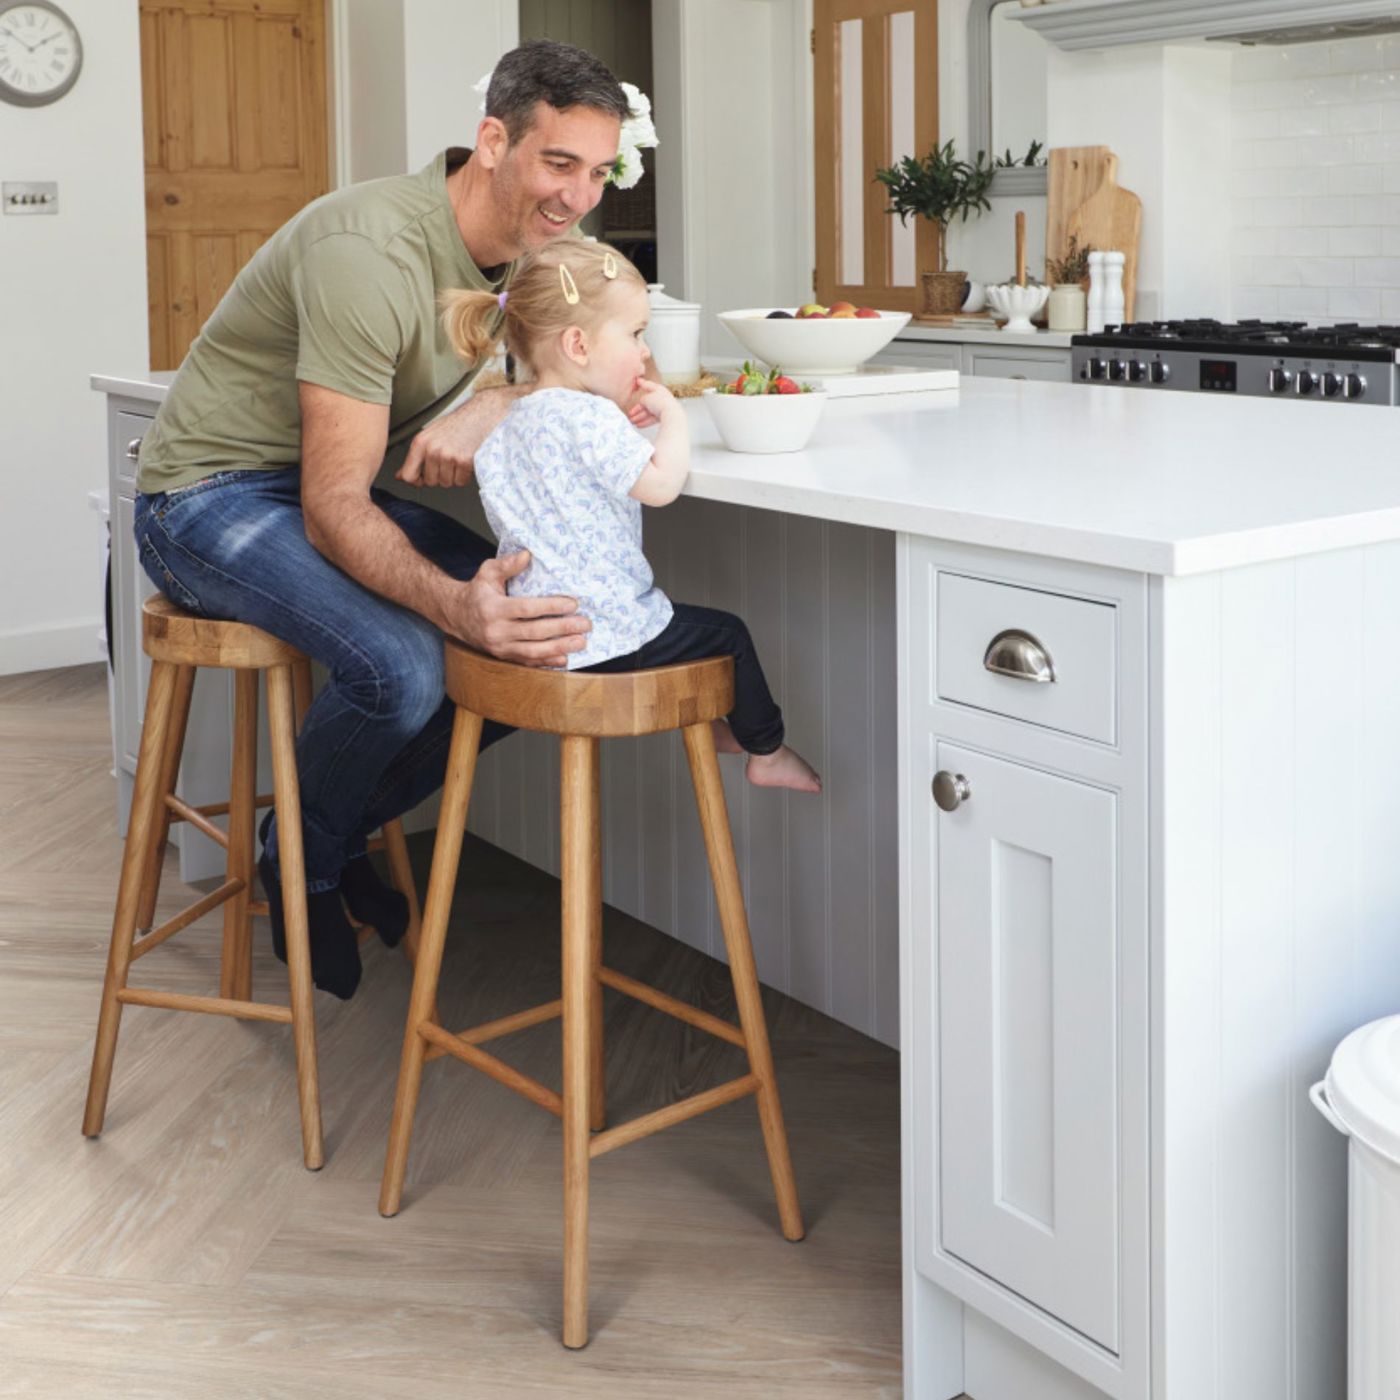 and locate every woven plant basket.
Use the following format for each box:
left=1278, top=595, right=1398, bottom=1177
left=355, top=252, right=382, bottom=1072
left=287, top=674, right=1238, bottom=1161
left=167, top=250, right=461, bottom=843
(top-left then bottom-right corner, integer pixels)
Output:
left=918, top=270, right=968, bottom=317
